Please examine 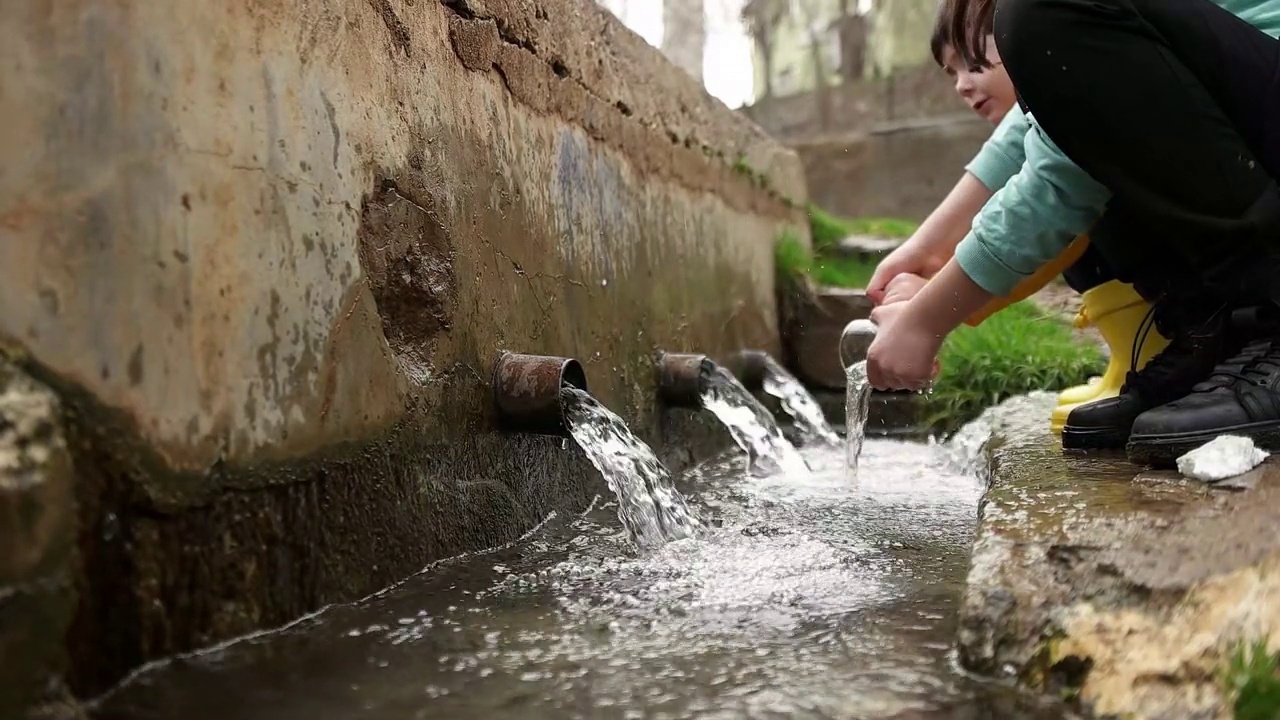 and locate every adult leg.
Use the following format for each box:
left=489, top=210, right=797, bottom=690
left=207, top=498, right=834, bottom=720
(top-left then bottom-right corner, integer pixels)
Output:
left=1060, top=243, right=1113, bottom=294
left=996, top=0, right=1280, bottom=304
